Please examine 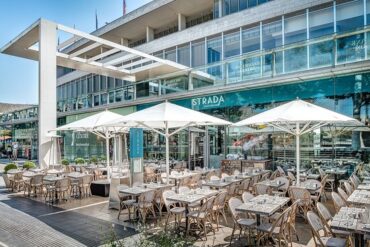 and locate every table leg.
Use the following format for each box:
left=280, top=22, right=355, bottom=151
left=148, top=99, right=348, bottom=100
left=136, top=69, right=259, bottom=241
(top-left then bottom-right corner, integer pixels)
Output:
left=354, top=233, right=364, bottom=247
left=185, top=204, right=189, bottom=236
left=256, top=214, right=261, bottom=226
